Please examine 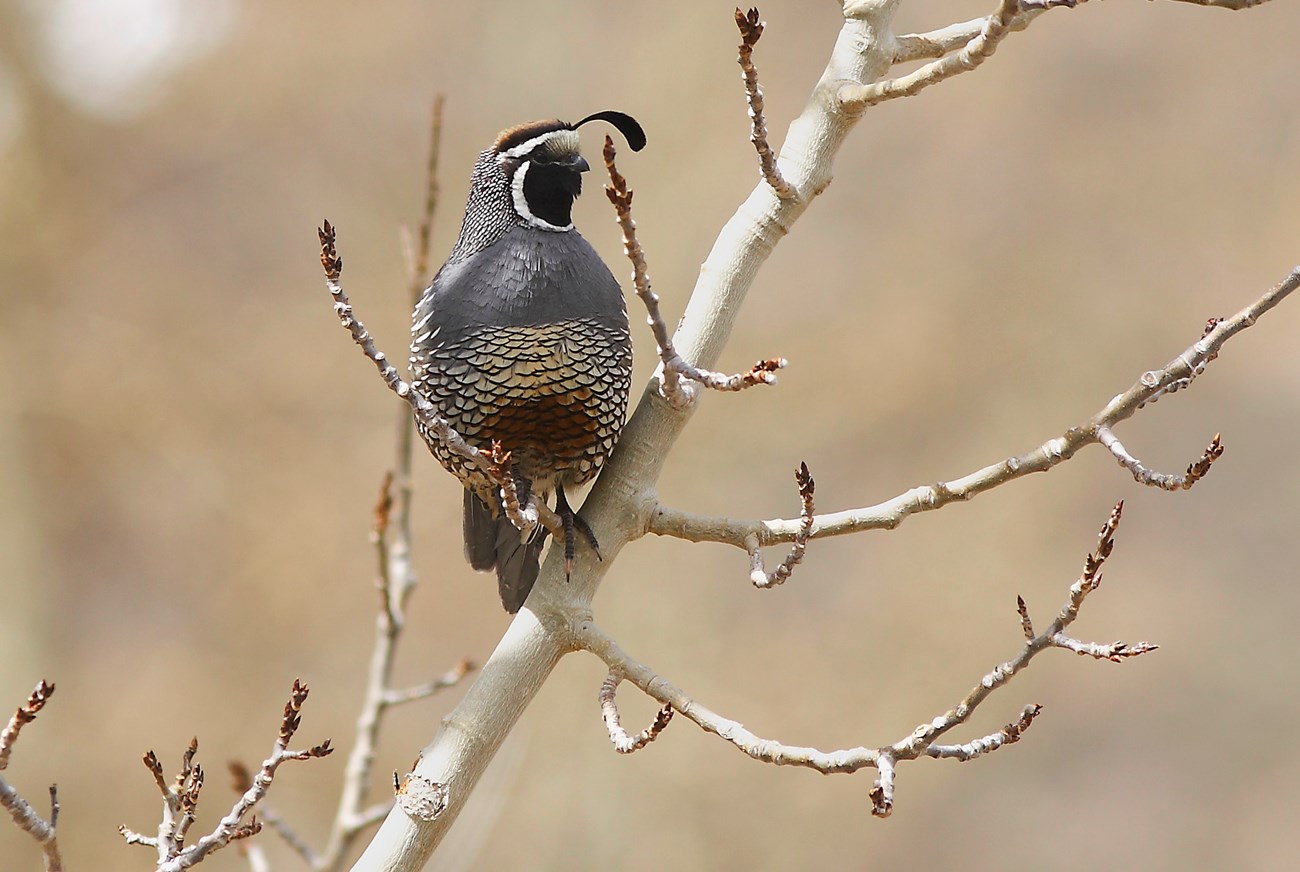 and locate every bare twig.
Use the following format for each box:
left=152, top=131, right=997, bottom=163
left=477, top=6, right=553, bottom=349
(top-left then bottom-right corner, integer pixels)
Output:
left=893, top=17, right=1008, bottom=63
left=1, top=681, right=63, bottom=871
left=580, top=502, right=1153, bottom=813
left=1097, top=428, right=1224, bottom=491
left=382, top=659, right=474, bottom=708
left=320, top=220, right=563, bottom=539
left=391, top=95, right=446, bottom=620
left=924, top=704, right=1043, bottom=762
left=602, top=137, right=788, bottom=409
left=120, top=681, right=332, bottom=871
left=599, top=673, right=674, bottom=754
left=321, top=220, right=473, bottom=467
left=841, top=0, right=1078, bottom=112
left=229, top=761, right=319, bottom=867
left=868, top=755, right=895, bottom=816
left=649, top=267, right=1300, bottom=551
left=1017, top=595, right=1035, bottom=639
left=406, top=94, right=446, bottom=304
left=735, top=7, right=797, bottom=199
left=747, top=462, right=815, bottom=588
left=0, top=680, right=54, bottom=772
